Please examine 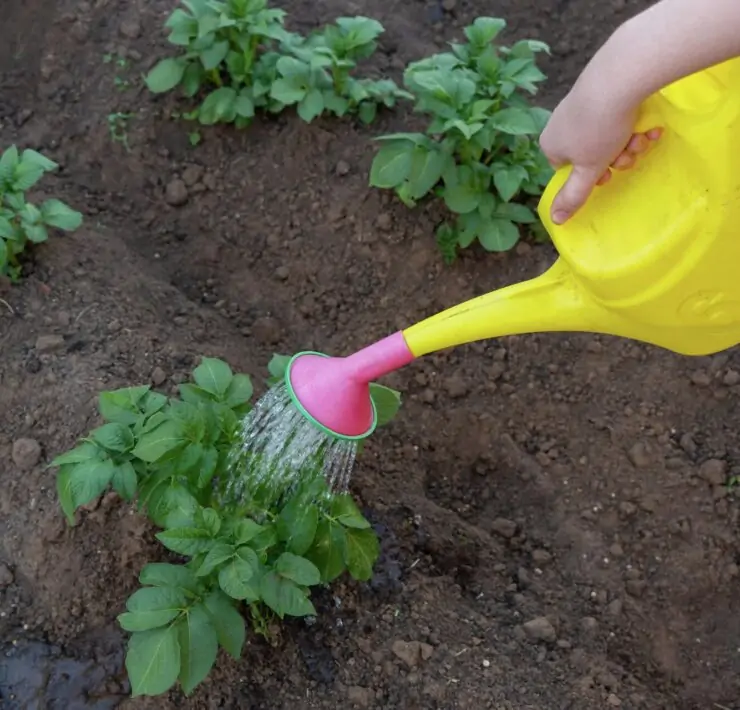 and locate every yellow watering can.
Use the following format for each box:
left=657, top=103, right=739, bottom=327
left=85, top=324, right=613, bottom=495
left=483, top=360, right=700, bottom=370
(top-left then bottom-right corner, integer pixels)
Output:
left=286, top=57, right=740, bottom=440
